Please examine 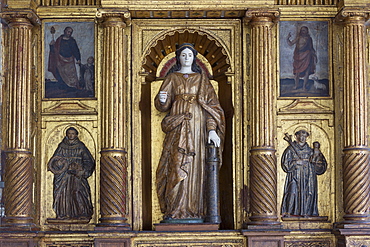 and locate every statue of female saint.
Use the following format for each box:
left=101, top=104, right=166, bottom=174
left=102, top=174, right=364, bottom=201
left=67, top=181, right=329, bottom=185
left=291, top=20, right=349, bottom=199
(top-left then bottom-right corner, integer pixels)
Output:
left=48, top=127, right=95, bottom=221
left=154, top=43, right=225, bottom=222
left=281, top=130, right=327, bottom=217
